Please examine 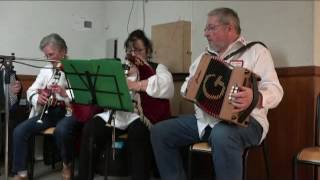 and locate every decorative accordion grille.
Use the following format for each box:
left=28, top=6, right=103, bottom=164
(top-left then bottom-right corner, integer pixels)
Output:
left=197, top=60, right=232, bottom=116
